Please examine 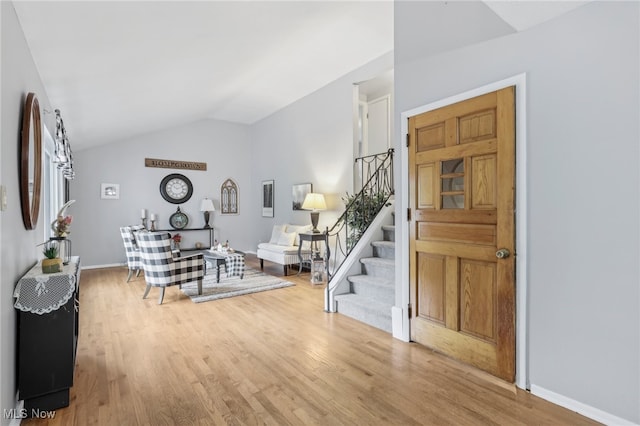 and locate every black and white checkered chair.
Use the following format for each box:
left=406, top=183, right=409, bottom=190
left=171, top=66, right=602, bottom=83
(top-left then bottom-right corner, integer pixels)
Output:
left=119, top=225, right=146, bottom=282
left=137, top=232, right=204, bottom=304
